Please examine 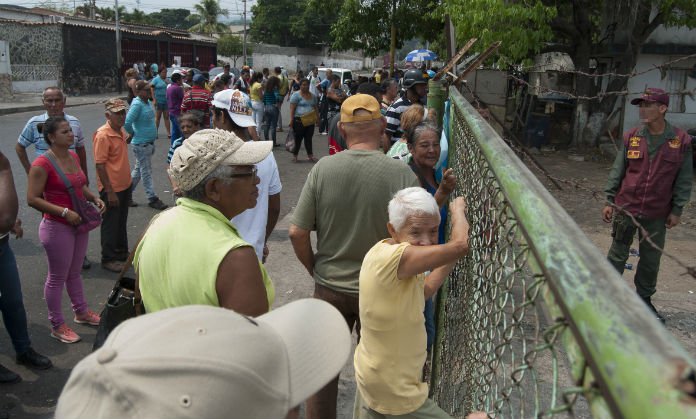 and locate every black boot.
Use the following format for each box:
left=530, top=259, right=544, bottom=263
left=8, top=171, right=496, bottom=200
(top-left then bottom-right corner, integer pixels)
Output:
left=16, top=348, right=52, bottom=370
left=0, top=364, right=20, bottom=384
left=640, top=296, right=666, bottom=324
